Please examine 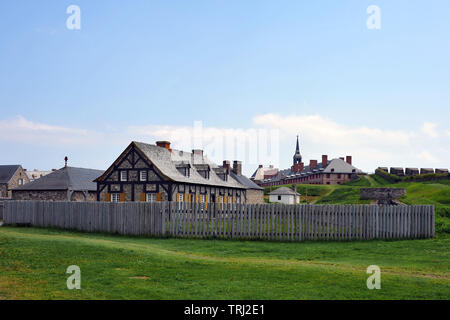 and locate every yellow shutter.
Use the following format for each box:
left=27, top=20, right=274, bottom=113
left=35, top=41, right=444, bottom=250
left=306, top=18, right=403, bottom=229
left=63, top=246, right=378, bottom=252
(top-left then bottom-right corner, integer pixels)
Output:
left=140, top=193, right=145, bottom=202
left=156, top=193, right=162, bottom=202
left=184, top=193, right=187, bottom=202
left=105, top=193, right=111, bottom=202
left=176, top=193, right=179, bottom=202
left=120, top=193, right=126, bottom=202
left=205, top=195, right=208, bottom=210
